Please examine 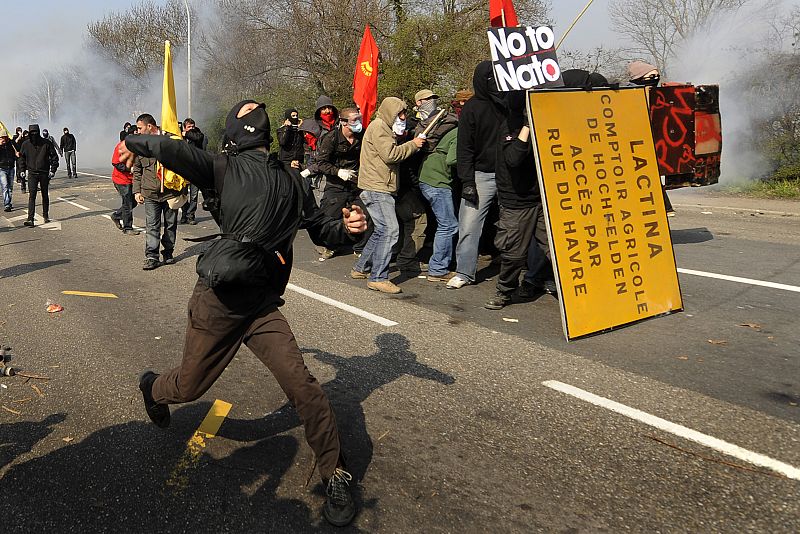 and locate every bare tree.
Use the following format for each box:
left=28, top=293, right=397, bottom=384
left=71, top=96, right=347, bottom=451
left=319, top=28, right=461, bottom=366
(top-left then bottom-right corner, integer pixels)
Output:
left=87, top=0, right=190, bottom=82
left=609, top=0, right=749, bottom=73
